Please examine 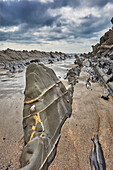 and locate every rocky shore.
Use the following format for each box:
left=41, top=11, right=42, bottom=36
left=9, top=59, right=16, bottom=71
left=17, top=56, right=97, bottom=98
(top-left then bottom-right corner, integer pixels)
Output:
left=0, top=57, right=75, bottom=170
left=49, top=18, right=113, bottom=169
left=0, top=49, right=71, bottom=71
left=80, top=18, right=113, bottom=97
left=0, top=18, right=113, bottom=170
left=82, top=17, right=113, bottom=59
